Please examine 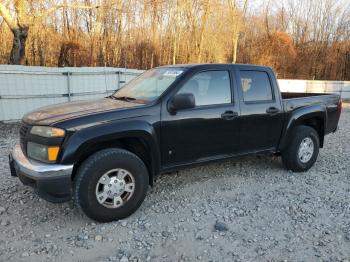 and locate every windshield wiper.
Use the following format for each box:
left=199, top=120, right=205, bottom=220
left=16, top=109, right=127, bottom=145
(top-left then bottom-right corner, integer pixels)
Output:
left=110, top=95, right=137, bottom=102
